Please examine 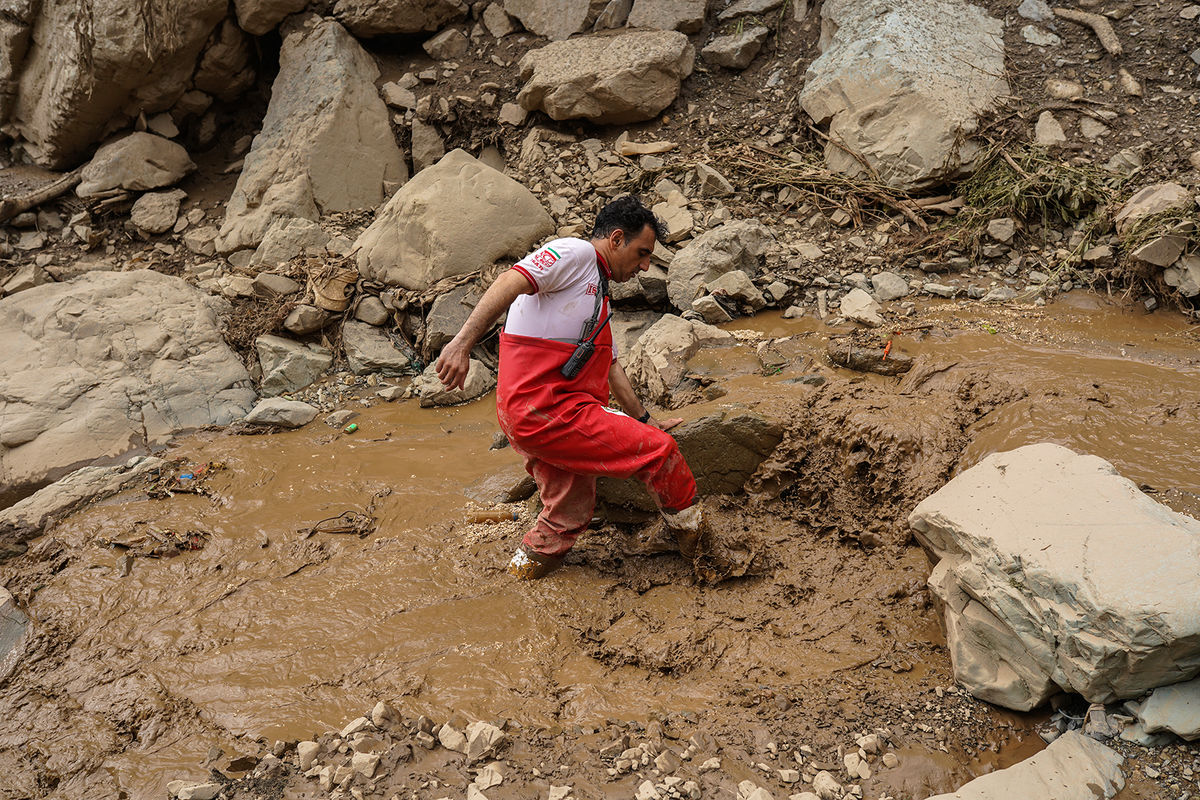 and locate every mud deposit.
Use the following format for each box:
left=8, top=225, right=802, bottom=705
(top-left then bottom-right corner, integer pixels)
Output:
left=2, top=299, right=1197, bottom=800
